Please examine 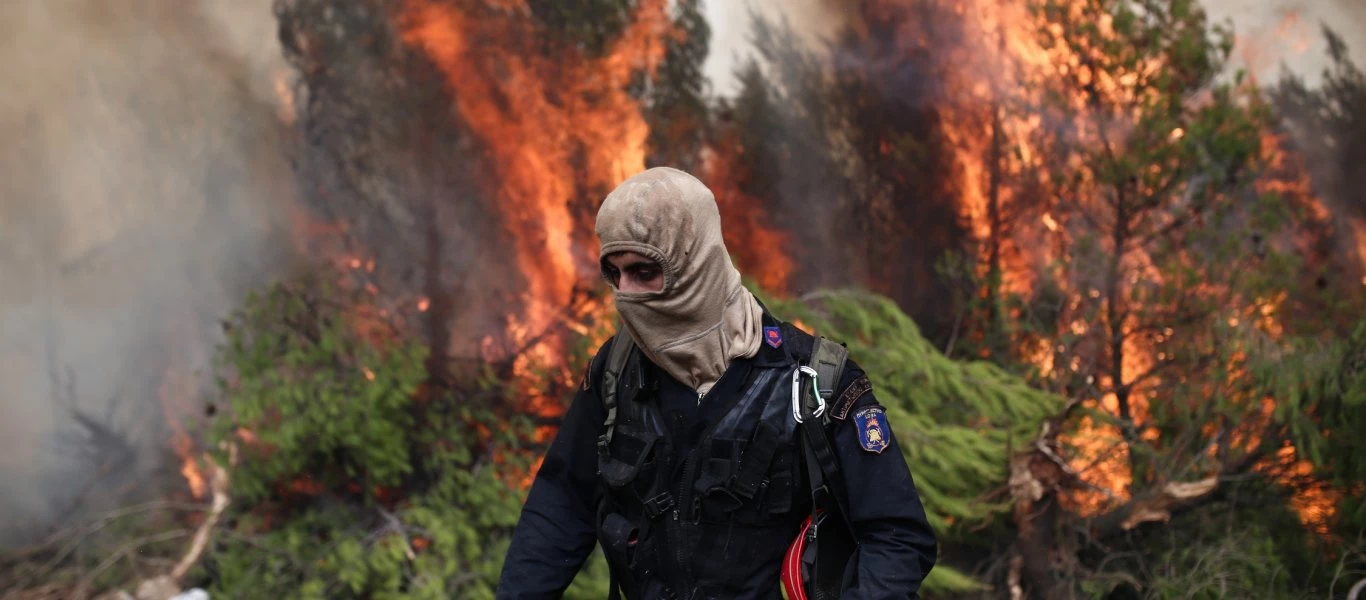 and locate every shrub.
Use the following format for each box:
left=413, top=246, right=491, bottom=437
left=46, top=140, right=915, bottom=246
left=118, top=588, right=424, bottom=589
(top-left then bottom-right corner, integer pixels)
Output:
left=201, top=277, right=543, bottom=598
